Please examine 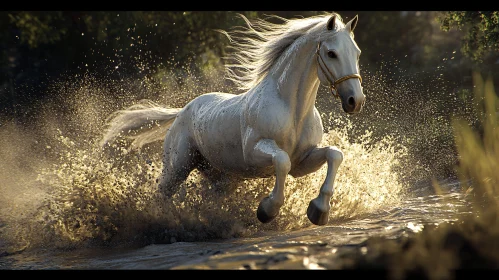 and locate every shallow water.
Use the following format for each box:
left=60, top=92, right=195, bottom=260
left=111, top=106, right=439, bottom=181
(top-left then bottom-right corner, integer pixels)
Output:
left=0, top=178, right=471, bottom=270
